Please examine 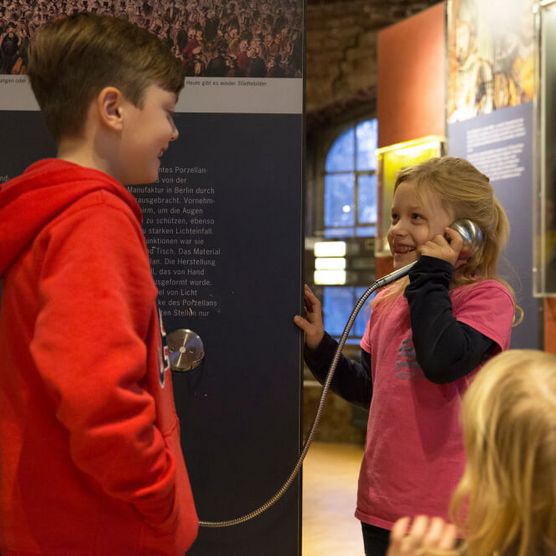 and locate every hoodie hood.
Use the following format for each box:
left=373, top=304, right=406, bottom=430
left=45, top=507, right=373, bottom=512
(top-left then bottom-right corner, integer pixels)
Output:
left=0, top=159, right=142, bottom=277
